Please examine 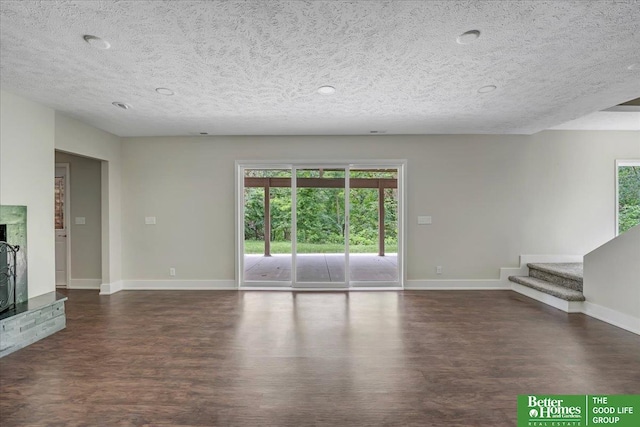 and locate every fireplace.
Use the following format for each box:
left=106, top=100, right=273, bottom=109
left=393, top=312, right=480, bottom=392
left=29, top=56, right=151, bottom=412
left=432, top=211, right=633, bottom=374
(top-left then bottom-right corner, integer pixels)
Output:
left=0, top=227, right=18, bottom=313
left=0, top=205, right=67, bottom=358
left=0, top=206, right=28, bottom=305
